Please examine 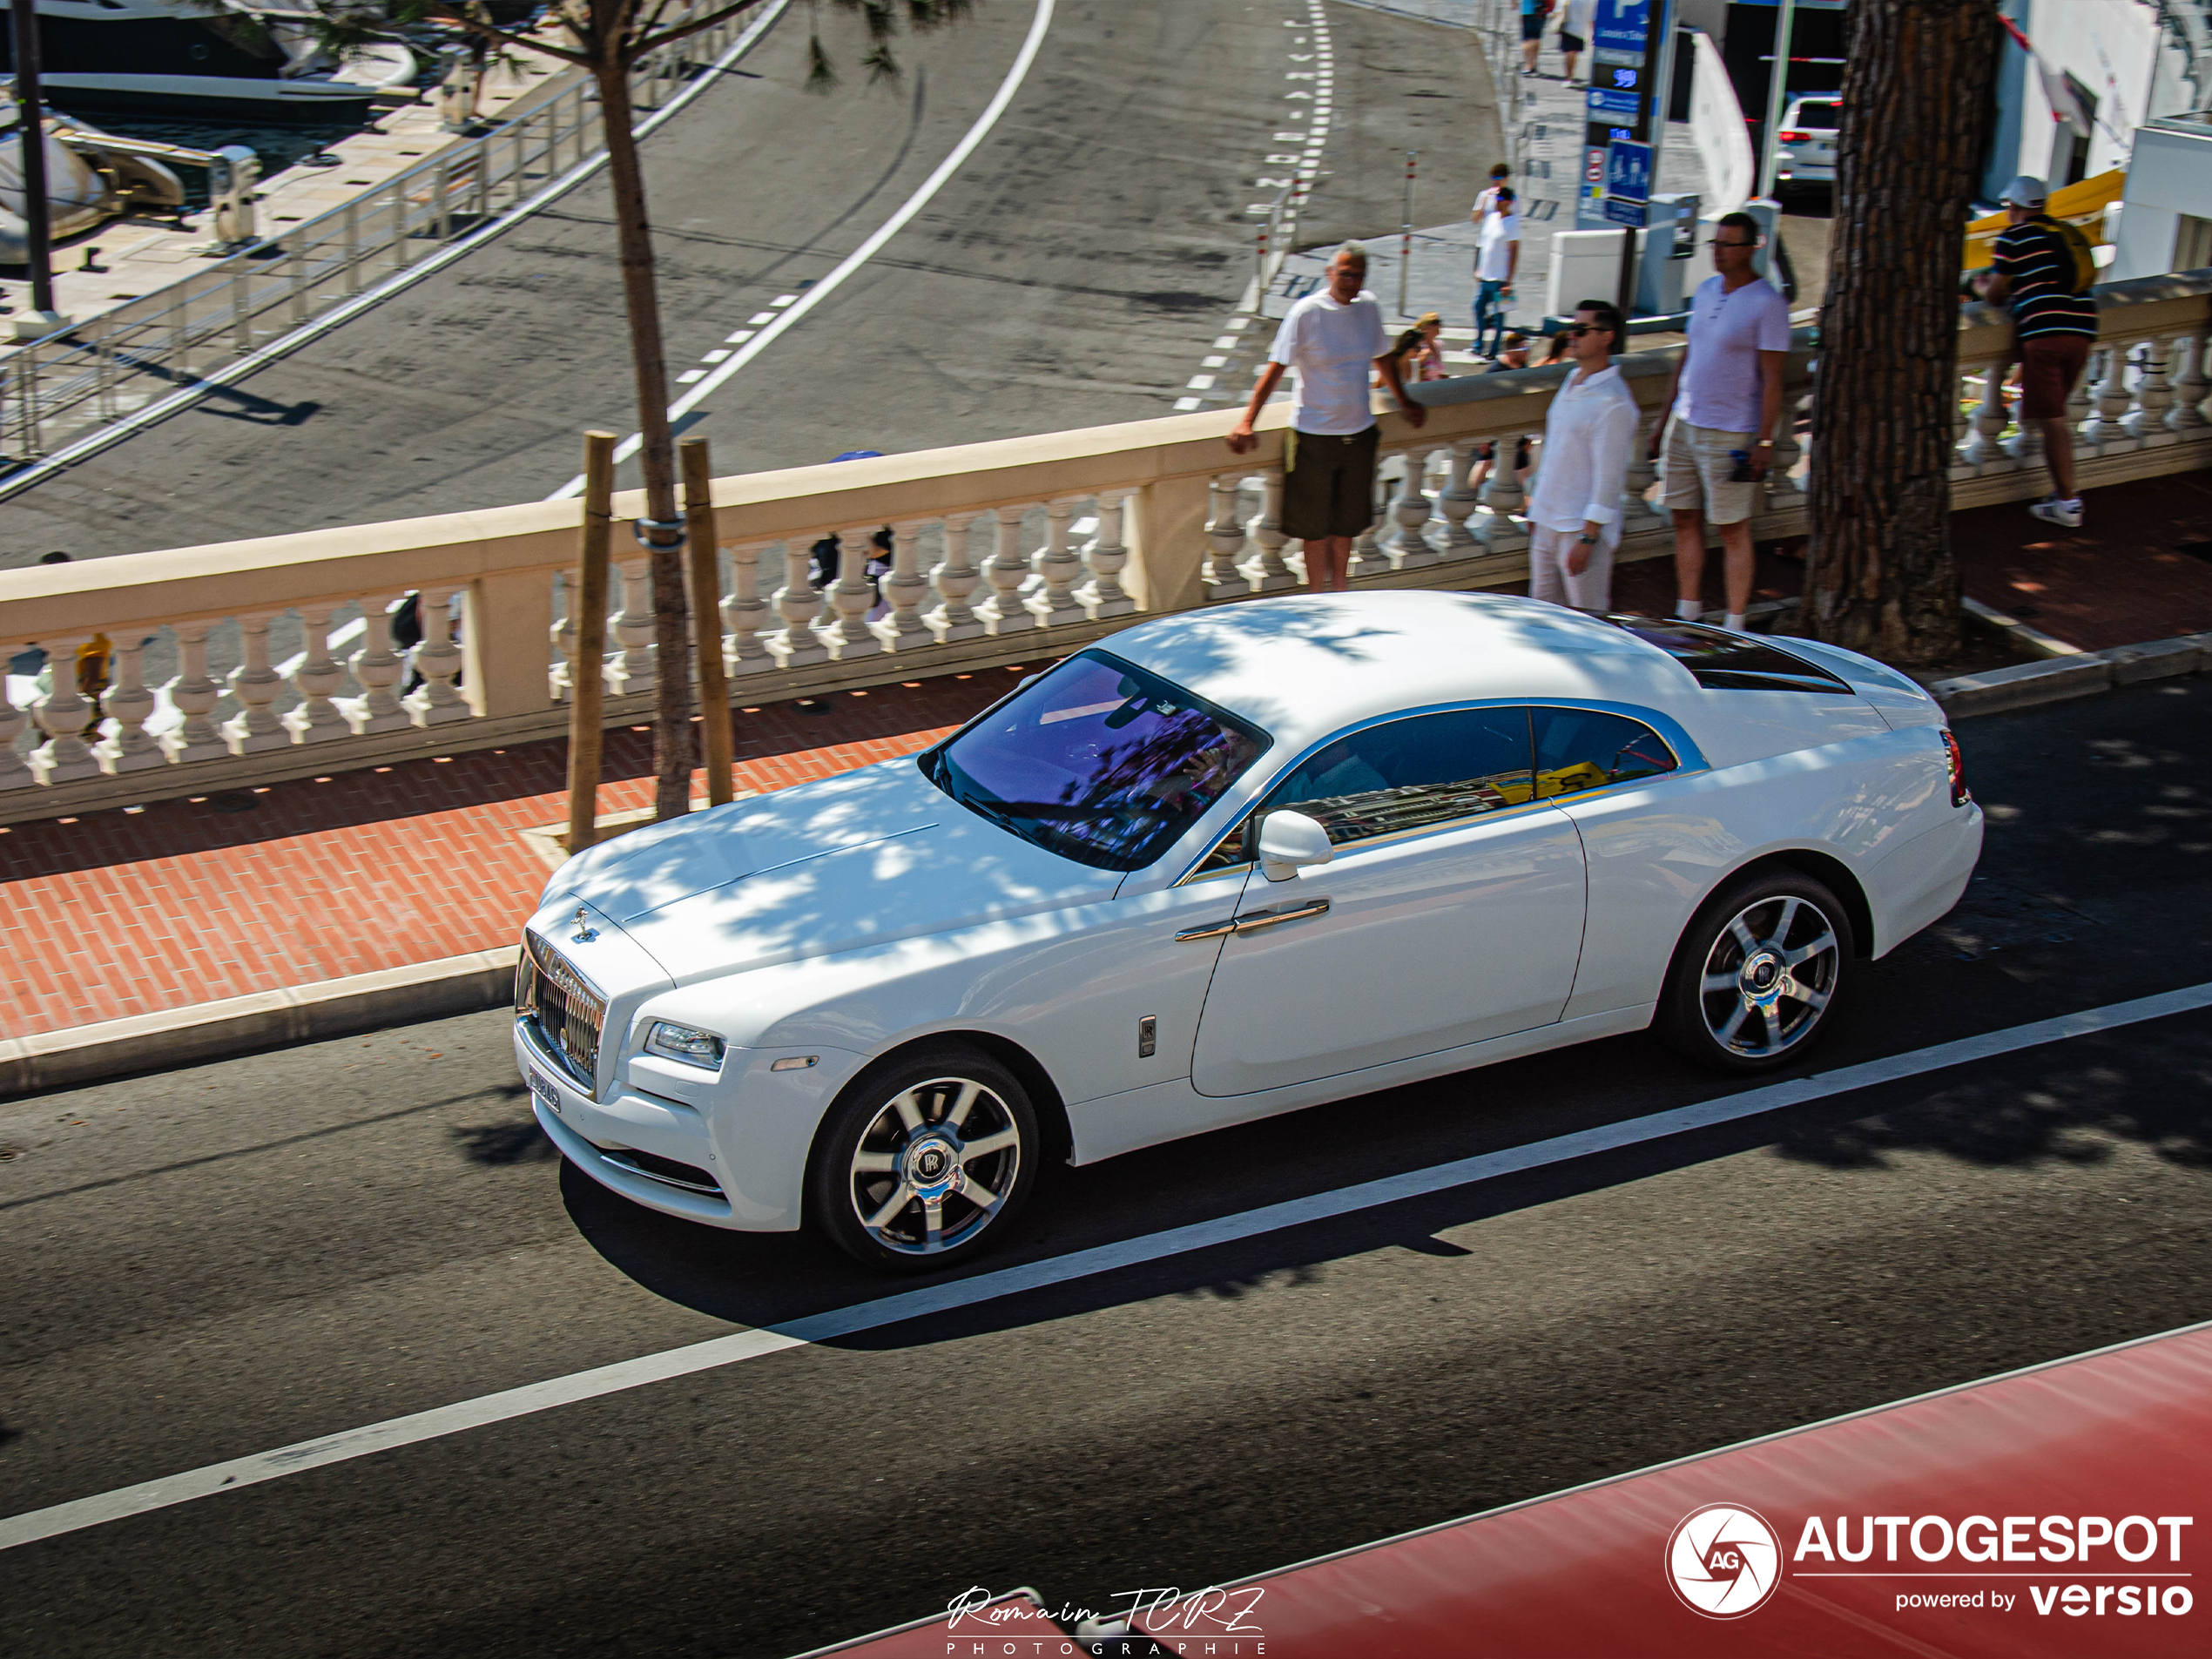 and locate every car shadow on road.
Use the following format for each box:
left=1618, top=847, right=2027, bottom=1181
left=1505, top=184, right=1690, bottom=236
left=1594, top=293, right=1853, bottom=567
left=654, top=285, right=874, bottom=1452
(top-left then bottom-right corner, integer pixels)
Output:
left=554, top=1013, right=2212, bottom=1352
